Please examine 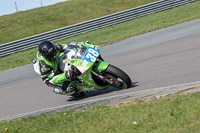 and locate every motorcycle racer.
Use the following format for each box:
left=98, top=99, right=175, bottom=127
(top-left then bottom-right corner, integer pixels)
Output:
left=32, top=40, right=88, bottom=95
